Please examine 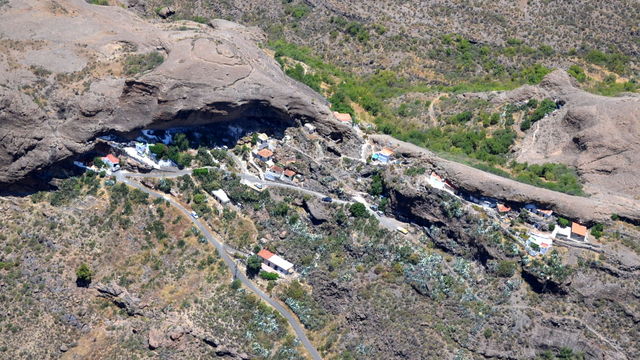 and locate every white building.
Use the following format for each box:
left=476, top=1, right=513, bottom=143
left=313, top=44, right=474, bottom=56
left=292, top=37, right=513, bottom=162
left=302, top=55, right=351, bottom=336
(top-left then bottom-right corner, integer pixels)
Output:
left=258, top=249, right=294, bottom=275
left=101, top=154, right=120, bottom=171
left=212, top=189, right=230, bottom=204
